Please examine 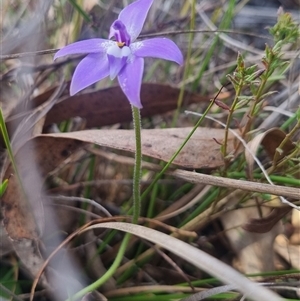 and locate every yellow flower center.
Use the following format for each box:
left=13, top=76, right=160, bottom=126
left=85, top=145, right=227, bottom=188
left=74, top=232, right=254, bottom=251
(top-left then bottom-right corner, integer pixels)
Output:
left=117, top=42, right=125, bottom=48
